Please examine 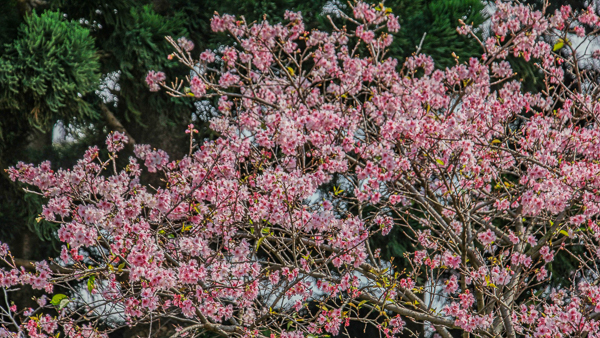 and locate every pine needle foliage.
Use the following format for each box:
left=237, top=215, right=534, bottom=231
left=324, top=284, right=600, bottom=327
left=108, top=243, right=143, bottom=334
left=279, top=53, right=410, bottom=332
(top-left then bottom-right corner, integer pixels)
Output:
left=0, top=10, right=101, bottom=134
